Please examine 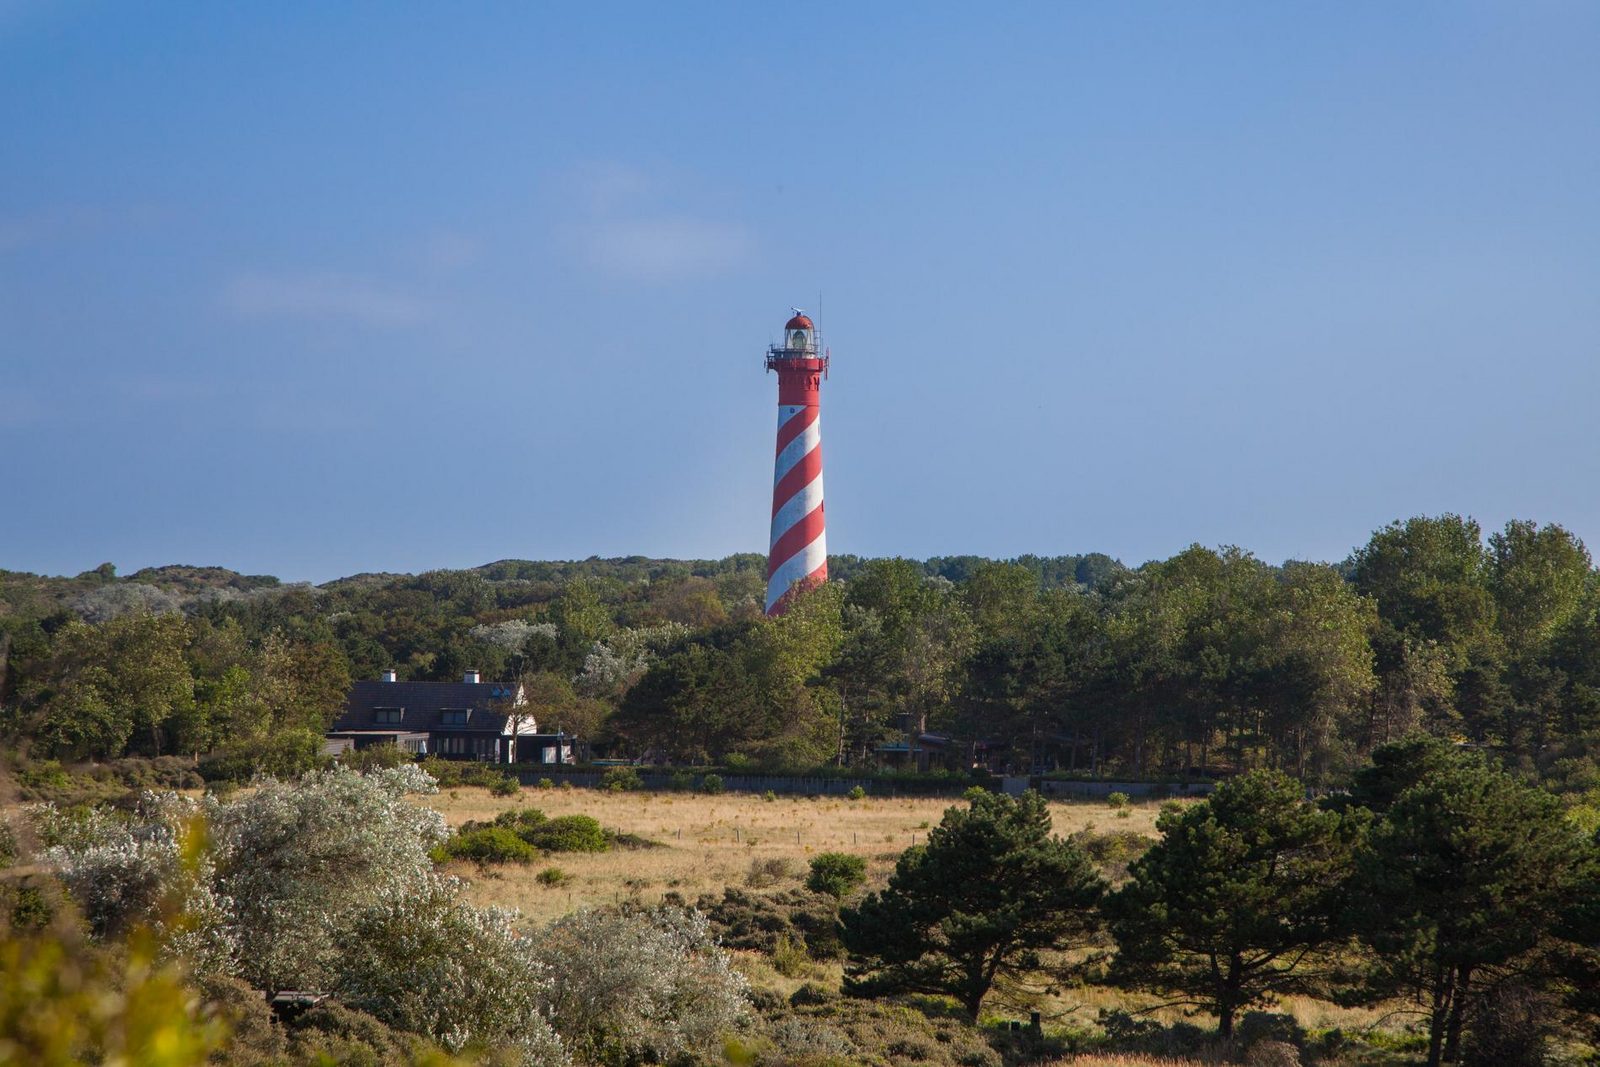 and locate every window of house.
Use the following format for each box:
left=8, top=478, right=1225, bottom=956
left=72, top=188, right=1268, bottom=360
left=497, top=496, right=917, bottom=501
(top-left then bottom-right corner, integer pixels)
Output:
left=373, top=708, right=403, bottom=724
left=440, top=709, right=470, bottom=726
